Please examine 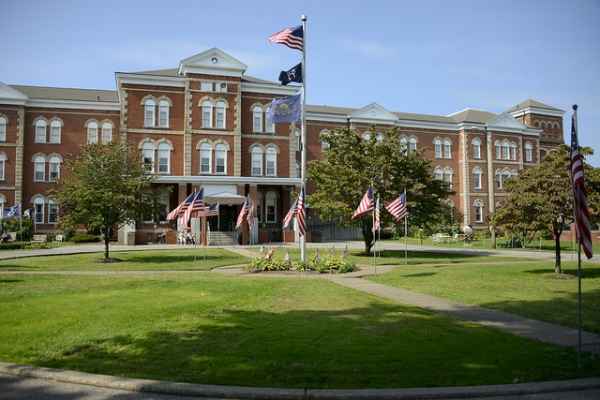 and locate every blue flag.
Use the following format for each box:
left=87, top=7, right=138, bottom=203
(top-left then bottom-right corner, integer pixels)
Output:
left=3, top=204, right=21, bottom=219
left=267, top=93, right=302, bottom=123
